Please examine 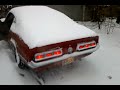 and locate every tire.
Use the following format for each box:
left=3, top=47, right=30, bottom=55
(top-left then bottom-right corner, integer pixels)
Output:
left=17, top=59, right=26, bottom=69
left=14, top=48, right=26, bottom=69
left=9, top=39, right=29, bottom=70
left=9, top=40, right=26, bottom=69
